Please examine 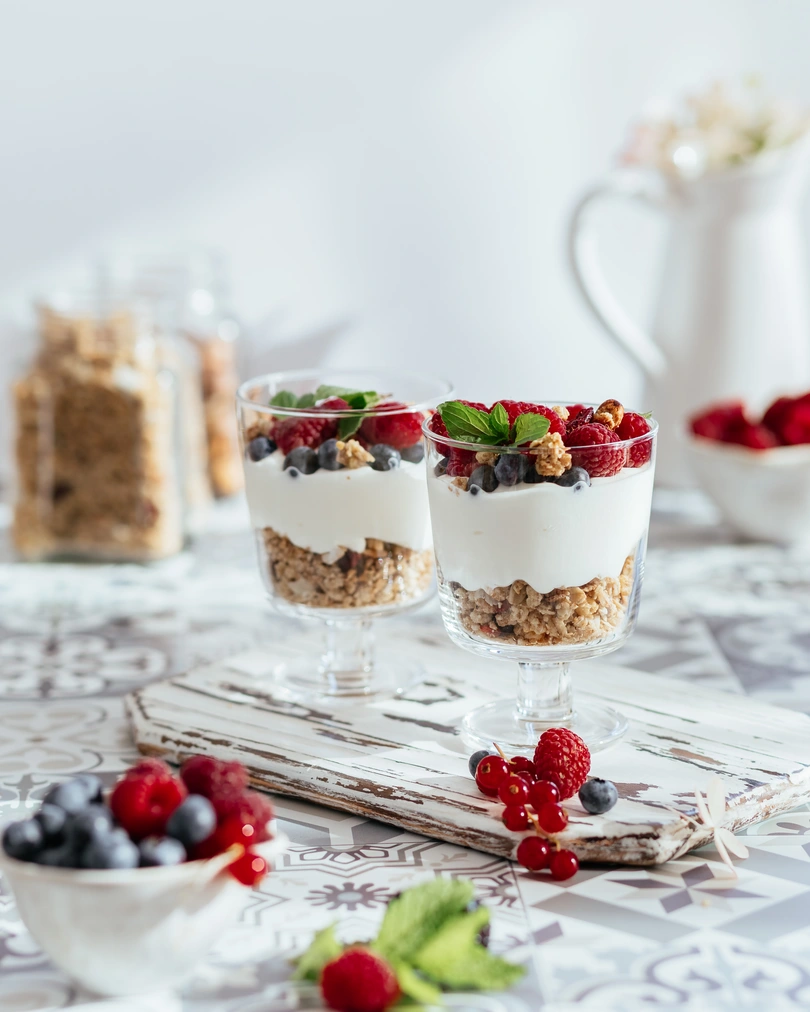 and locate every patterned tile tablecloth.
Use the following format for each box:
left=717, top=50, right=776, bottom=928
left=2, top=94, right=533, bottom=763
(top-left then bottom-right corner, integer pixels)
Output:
left=0, top=492, right=809, bottom=1012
